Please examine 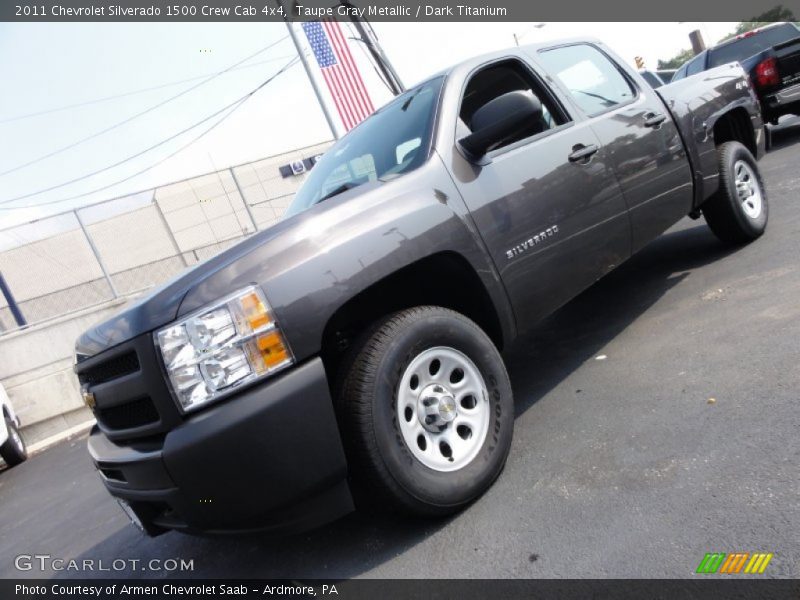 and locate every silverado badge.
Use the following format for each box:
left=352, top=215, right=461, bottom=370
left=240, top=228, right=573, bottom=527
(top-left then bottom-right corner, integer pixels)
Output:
left=506, top=225, right=560, bottom=260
